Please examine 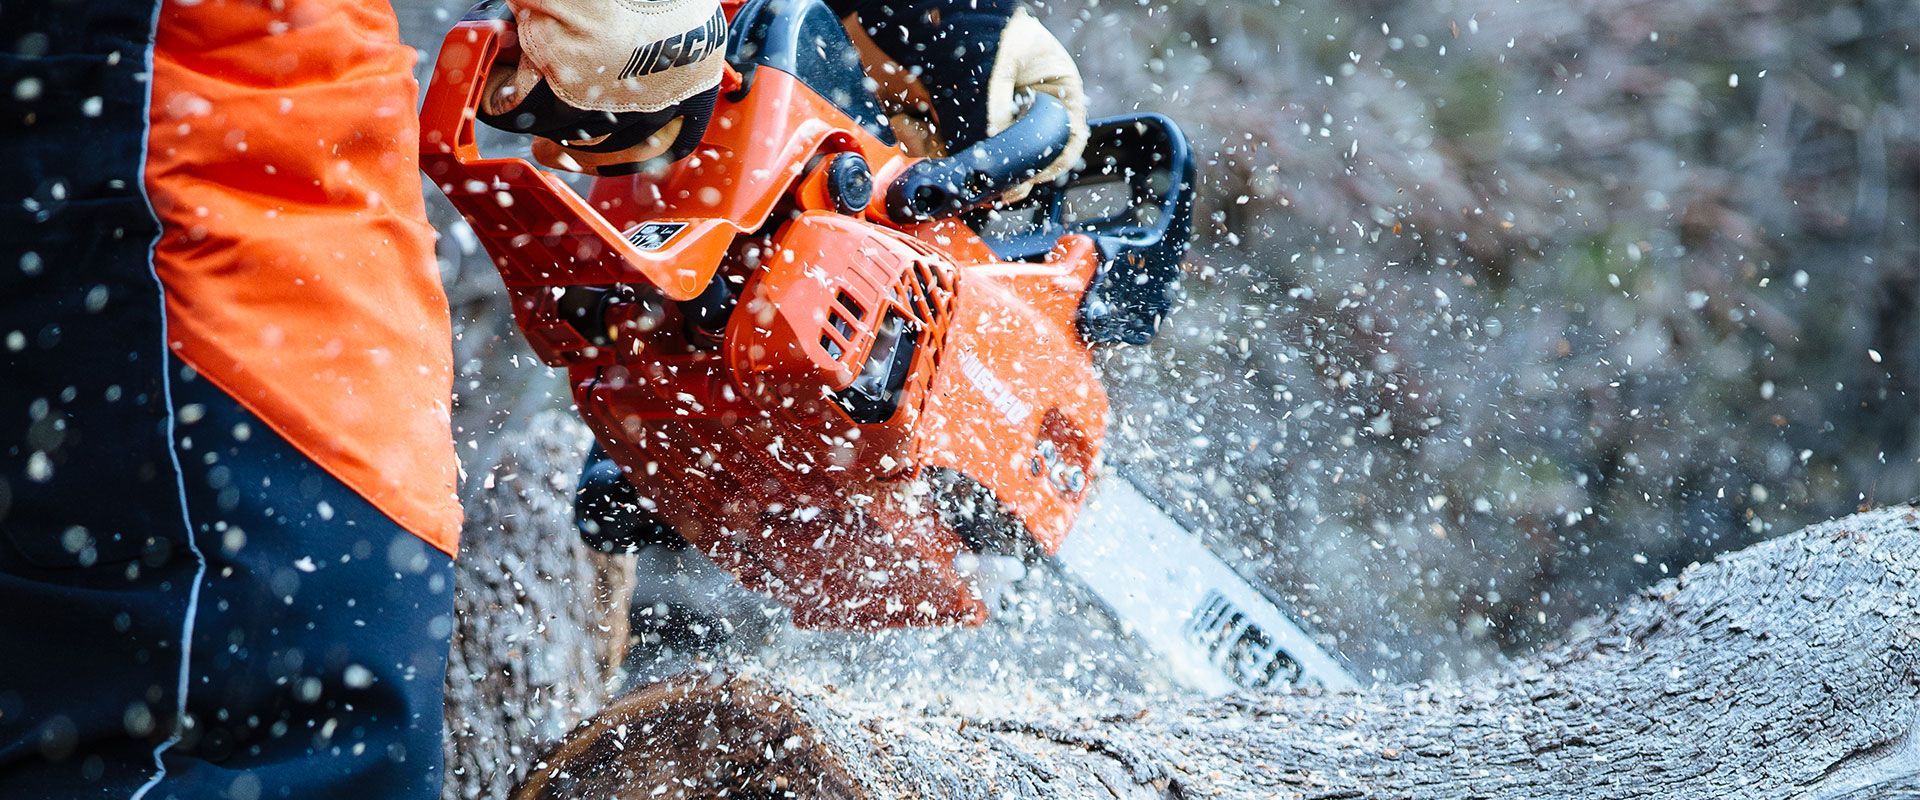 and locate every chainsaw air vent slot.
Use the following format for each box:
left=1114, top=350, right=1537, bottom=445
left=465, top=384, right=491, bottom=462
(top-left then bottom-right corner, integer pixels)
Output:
left=904, top=259, right=952, bottom=329
left=820, top=334, right=844, bottom=361
left=835, top=290, right=865, bottom=320
left=829, top=311, right=855, bottom=339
